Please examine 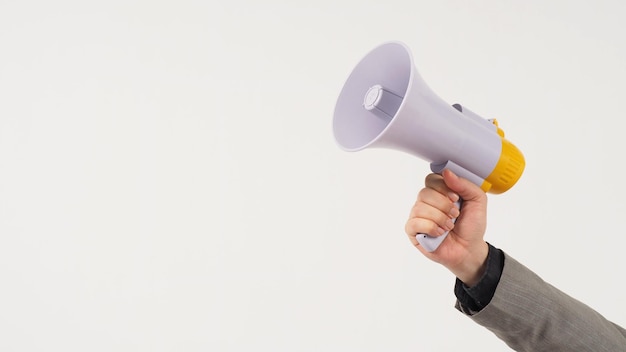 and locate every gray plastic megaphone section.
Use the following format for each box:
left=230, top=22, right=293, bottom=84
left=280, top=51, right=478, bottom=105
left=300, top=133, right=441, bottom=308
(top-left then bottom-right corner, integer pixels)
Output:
left=332, top=42, right=503, bottom=182
left=416, top=231, right=449, bottom=253
left=430, top=161, right=485, bottom=188
left=333, top=42, right=412, bottom=151
left=363, top=84, right=404, bottom=120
